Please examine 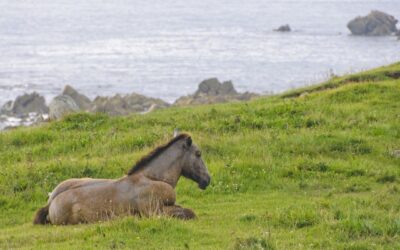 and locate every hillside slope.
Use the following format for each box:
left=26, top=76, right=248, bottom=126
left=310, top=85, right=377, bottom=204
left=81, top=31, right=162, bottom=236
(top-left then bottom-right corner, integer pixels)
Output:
left=0, top=63, right=399, bottom=249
